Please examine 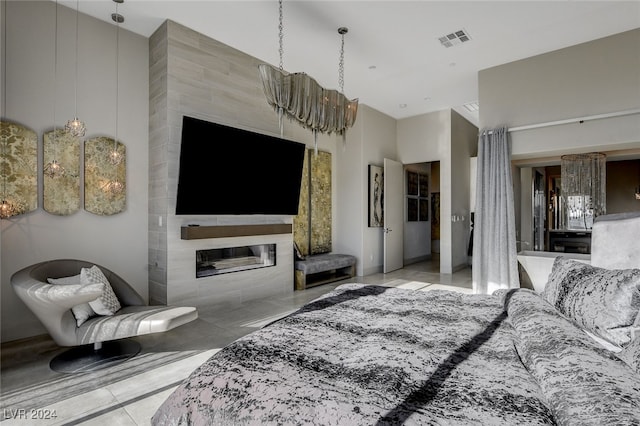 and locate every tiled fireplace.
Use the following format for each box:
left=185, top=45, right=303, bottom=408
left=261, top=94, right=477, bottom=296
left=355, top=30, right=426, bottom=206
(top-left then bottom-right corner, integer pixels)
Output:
left=148, top=20, right=297, bottom=307
left=156, top=222, right=294, bottom=307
